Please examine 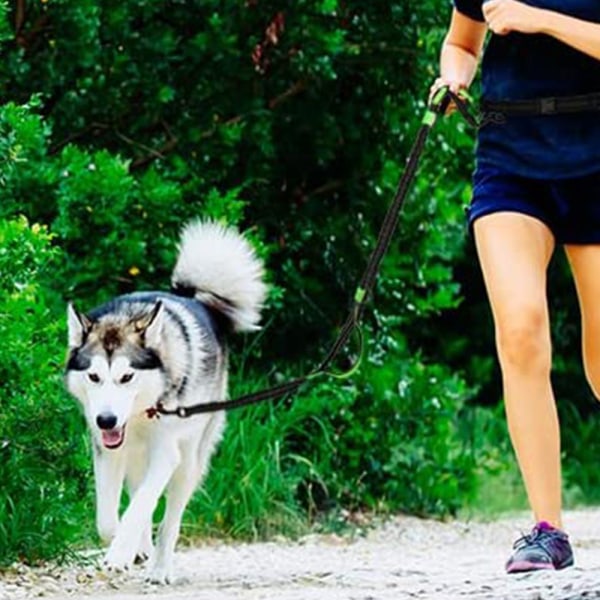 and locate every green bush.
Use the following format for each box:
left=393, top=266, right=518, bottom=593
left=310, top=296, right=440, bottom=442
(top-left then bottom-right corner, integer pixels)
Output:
left=0, top=218, right=91, bottom=565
